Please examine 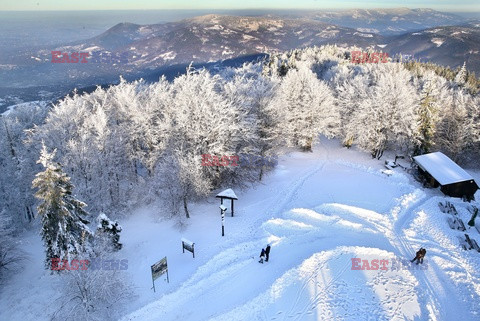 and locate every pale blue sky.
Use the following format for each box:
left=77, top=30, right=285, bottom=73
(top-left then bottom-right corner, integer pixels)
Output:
left=1, top=0, right=479, bottom=12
